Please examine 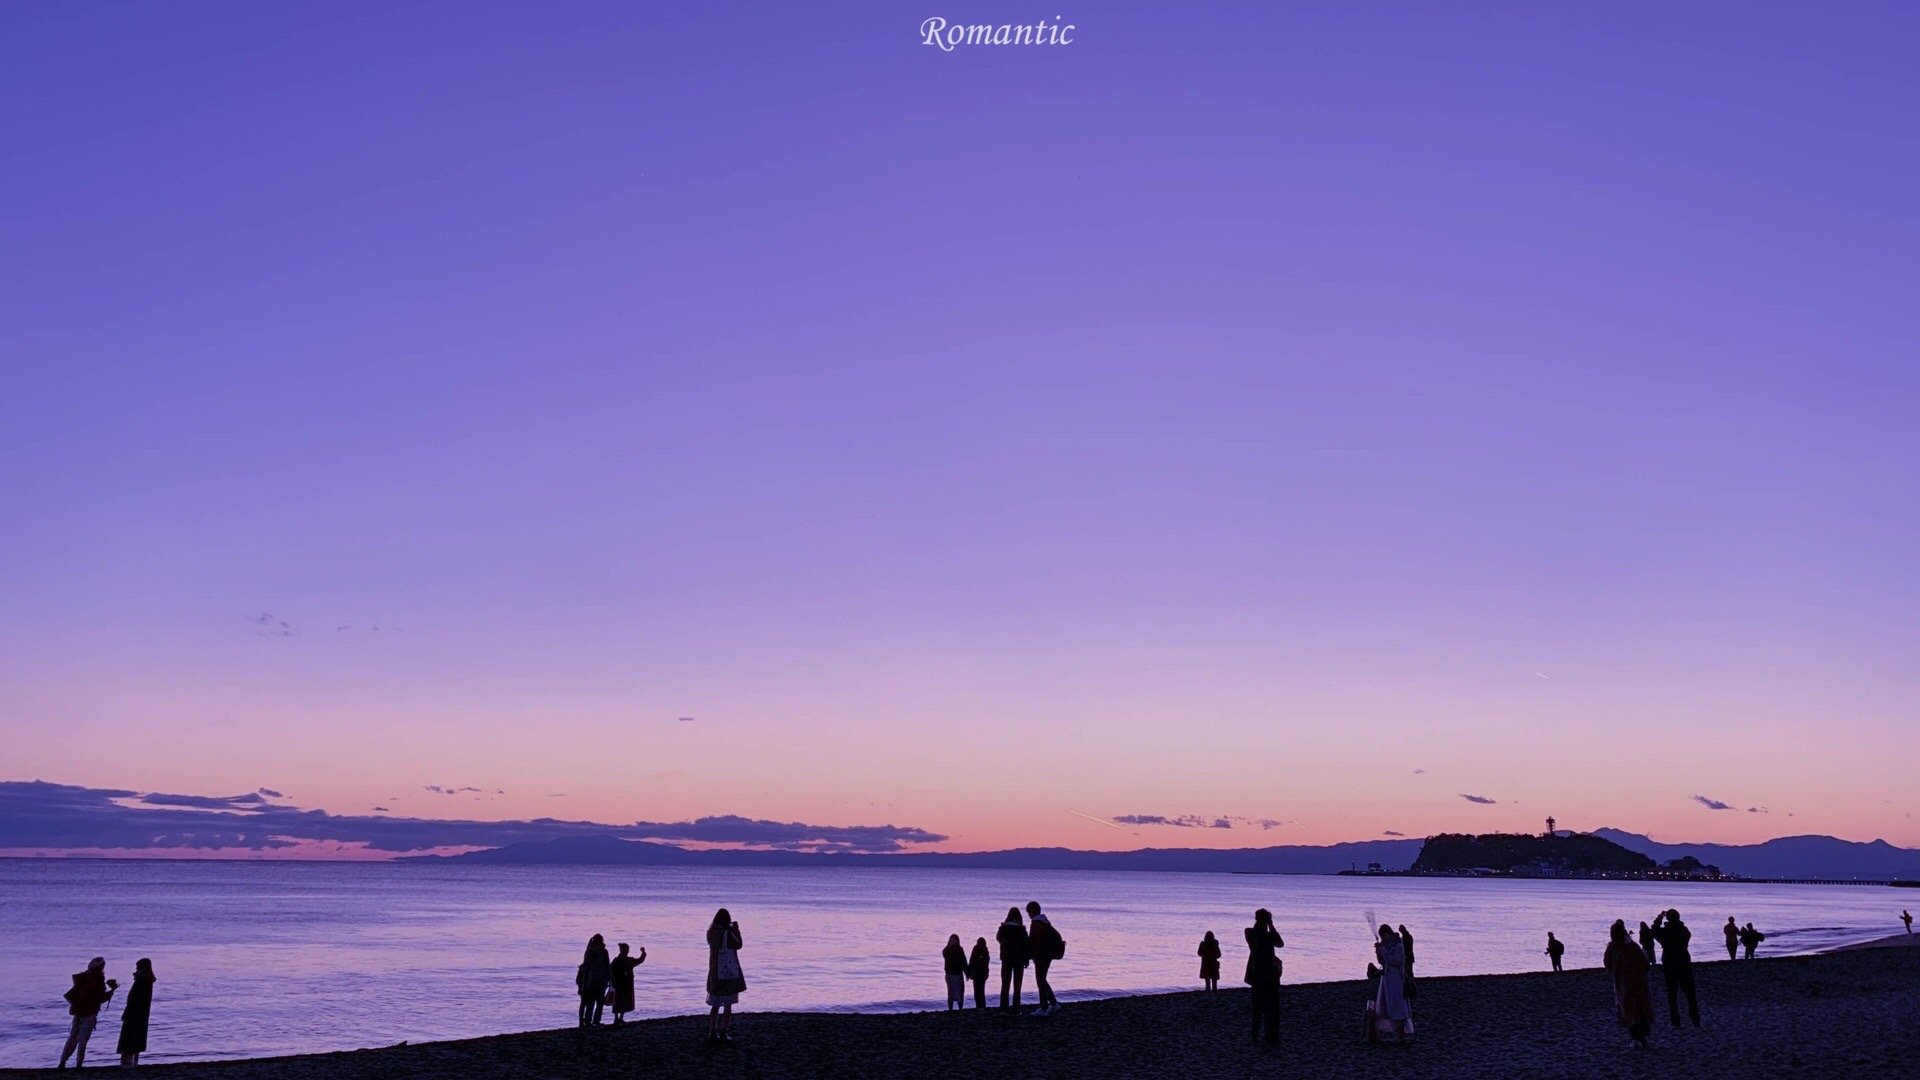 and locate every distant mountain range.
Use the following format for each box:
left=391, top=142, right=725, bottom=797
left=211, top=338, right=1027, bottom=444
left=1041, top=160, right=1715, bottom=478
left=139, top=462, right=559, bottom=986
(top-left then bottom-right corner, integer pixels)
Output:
left=411, top=829, right=1920, bottom=880
left=410, top=834, right=1425, bottom=873
left=1589, top=829, right=1920, bottom=880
